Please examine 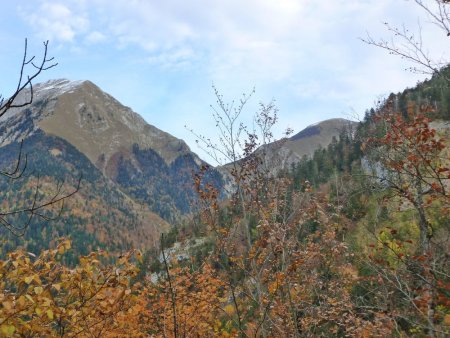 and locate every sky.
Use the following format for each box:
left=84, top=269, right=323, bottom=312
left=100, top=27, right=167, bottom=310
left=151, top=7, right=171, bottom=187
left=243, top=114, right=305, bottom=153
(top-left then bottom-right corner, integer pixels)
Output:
left=0, top=0, right=448, bottom=162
